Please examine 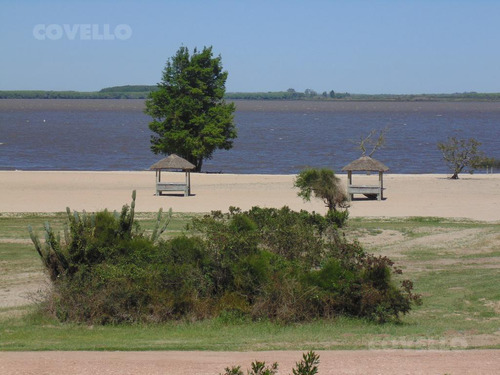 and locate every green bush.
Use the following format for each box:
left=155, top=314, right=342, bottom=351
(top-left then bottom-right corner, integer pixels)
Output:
left=30, top=195, right=420, bottom=324
left=325, top=209, right=349, bottom=228
left=192, top=206, right=420, bottom=322
left=220, top=351, right=319, bottom=375
left=294, top=168, right=349, bottom=217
